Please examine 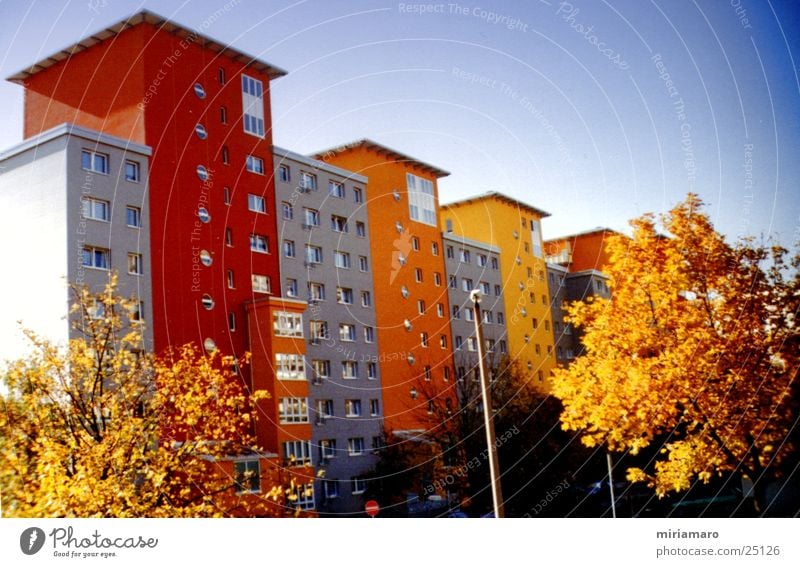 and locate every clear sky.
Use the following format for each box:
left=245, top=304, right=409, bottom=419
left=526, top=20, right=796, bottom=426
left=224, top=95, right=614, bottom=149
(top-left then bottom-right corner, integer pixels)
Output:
left=1, top=0, right=798, bottom=246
